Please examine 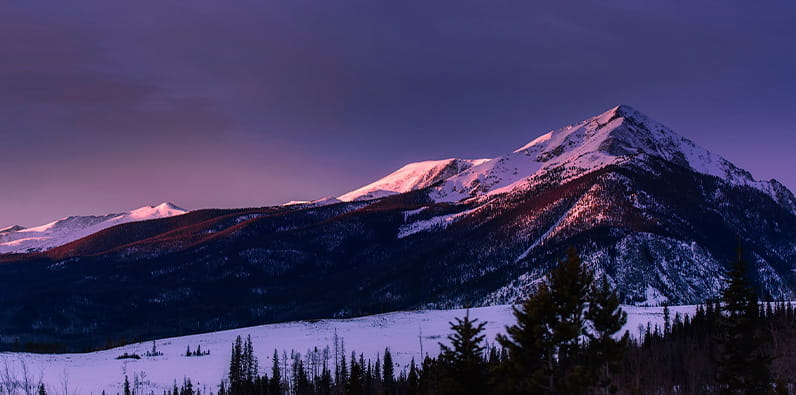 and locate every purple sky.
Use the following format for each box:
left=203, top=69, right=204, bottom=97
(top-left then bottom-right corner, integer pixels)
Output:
left=2, top=1, right=795, bottom=227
